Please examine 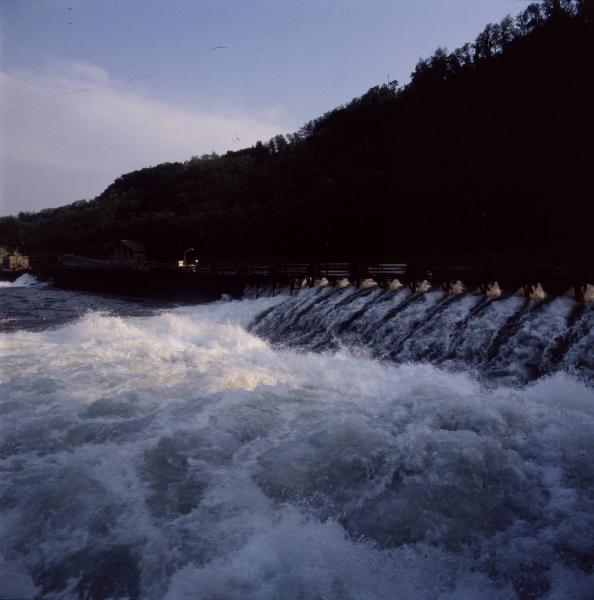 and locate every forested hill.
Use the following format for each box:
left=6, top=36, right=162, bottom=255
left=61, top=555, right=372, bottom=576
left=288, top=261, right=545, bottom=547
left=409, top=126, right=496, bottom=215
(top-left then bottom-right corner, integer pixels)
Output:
left=3, top=0, right=593, bottom=262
